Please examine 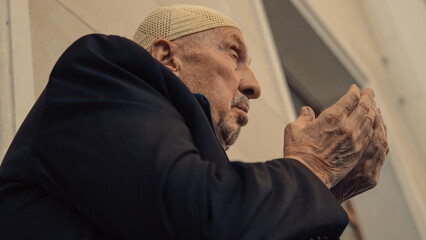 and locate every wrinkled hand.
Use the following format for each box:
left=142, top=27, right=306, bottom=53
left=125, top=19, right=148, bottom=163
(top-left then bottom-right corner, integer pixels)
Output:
left=284, top=85, right=376, bottom=188
left=331, top=109, right=389, bottom=202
